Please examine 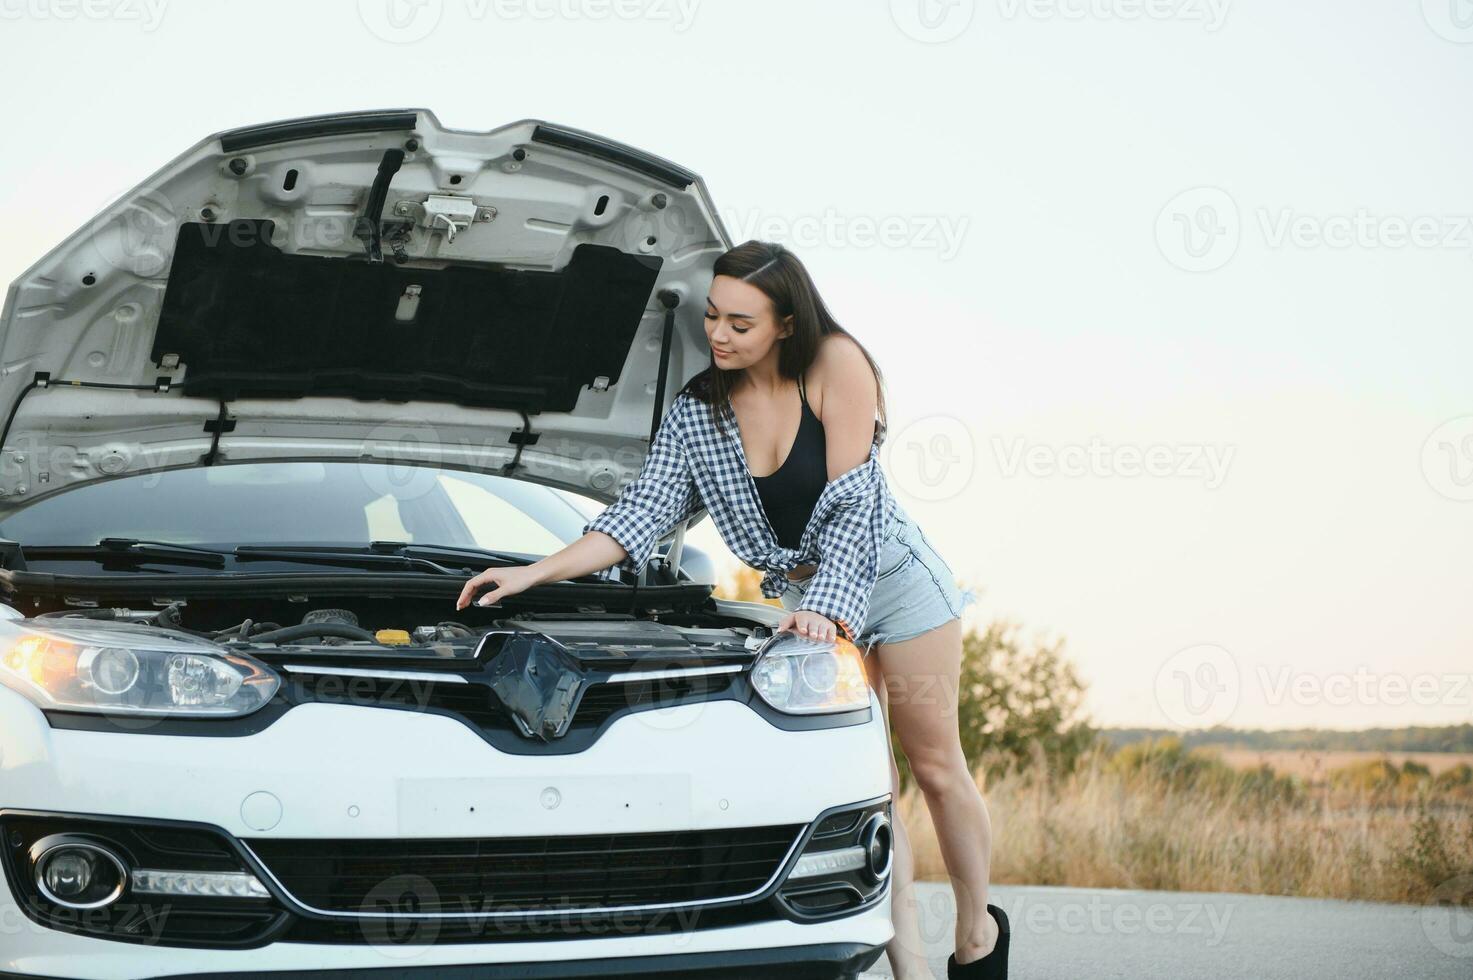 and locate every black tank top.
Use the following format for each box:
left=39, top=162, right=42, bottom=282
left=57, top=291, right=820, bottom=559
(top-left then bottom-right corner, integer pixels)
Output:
left=751, top=374, right=826, bottom=549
